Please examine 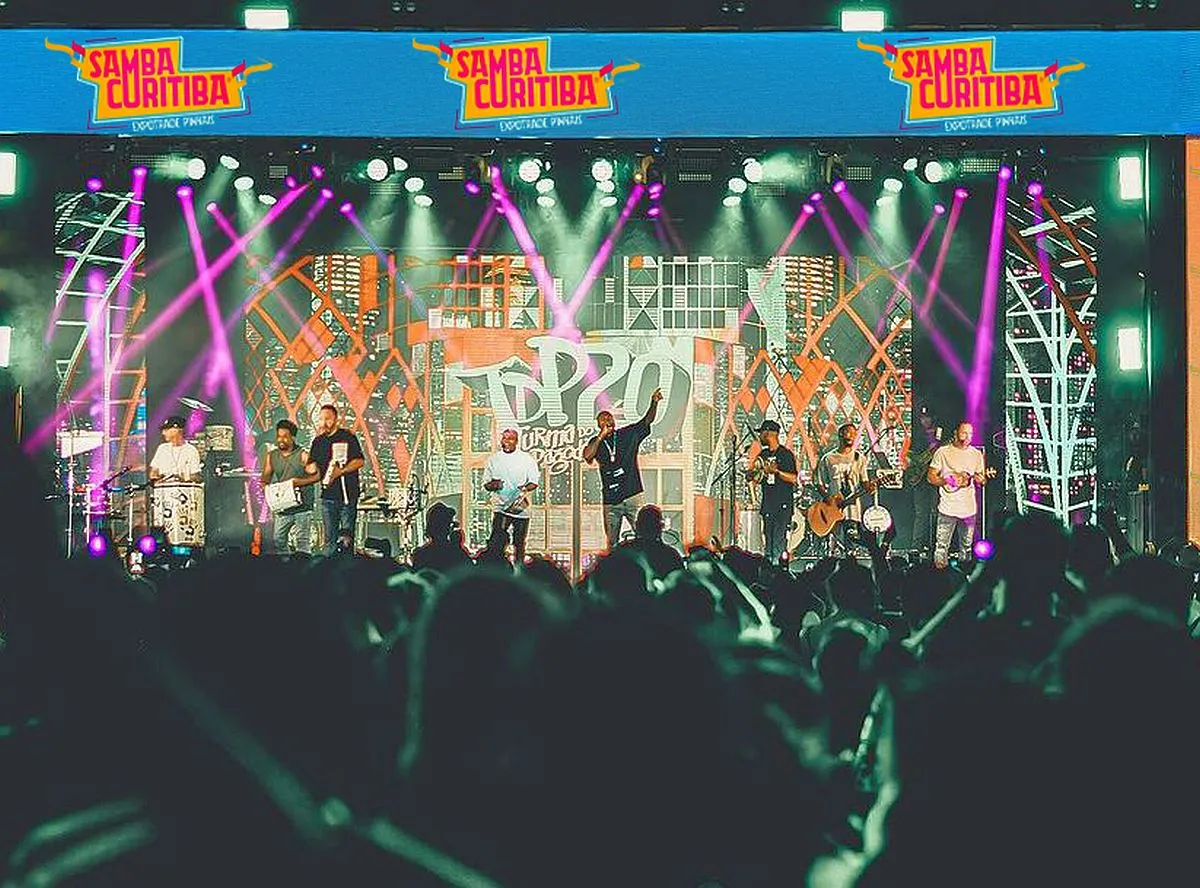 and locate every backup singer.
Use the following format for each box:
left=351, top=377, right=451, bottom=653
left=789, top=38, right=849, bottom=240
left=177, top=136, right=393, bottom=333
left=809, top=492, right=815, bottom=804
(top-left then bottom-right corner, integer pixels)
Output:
left=748, top=420, right=798, bottom=566
left=483, top=427, right=540, bottom=564
left=307, top=404, right=365, bottom=556
left=149, top=415, right=202, bottom=483
left=260, top=418, right=319, bottom=555
left=583, top=388, right=662, bottom=550
left=927, top=421, right=987, bottom=569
